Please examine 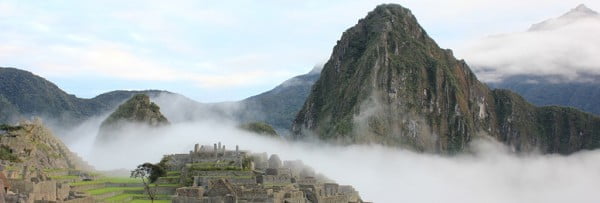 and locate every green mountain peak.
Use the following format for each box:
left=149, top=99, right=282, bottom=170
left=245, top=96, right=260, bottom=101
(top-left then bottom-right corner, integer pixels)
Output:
left=96, top=94, right=169, bottom=143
